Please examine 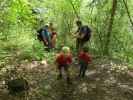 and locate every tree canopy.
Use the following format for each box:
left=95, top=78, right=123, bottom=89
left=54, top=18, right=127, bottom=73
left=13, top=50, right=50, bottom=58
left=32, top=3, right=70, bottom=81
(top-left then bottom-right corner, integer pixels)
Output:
left=0, top=0, right=133, bottom=65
